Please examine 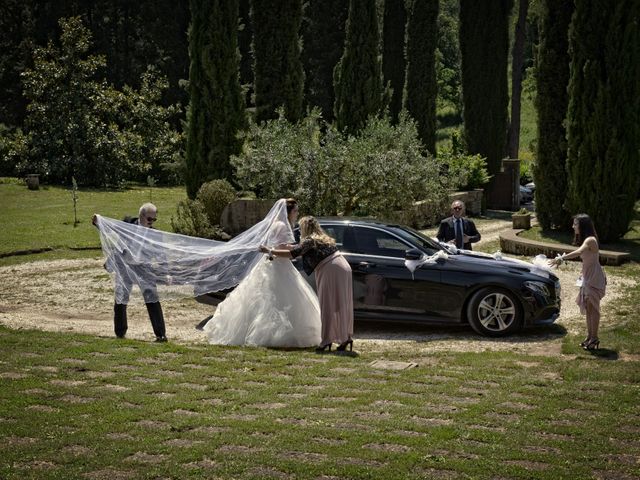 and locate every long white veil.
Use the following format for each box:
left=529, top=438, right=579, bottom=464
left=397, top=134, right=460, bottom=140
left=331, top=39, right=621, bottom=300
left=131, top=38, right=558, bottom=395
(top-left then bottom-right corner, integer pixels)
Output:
left=95, top=199, right=293, bottom=304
